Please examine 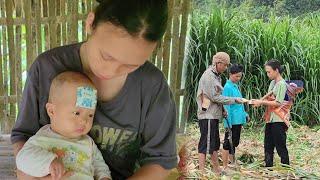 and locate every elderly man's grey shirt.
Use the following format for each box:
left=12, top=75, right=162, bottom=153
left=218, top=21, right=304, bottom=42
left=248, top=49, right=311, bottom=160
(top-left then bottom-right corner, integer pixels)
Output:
left=196, top=66, right=237, bottom=120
